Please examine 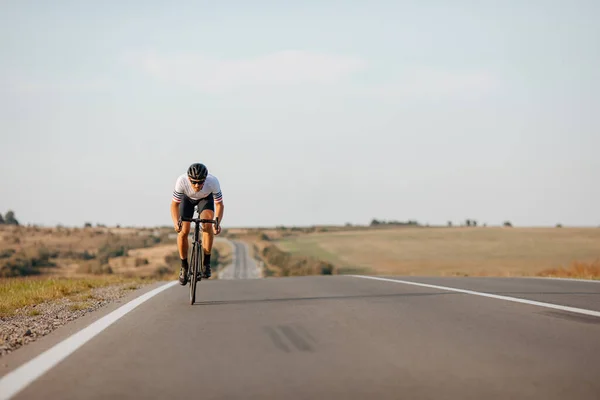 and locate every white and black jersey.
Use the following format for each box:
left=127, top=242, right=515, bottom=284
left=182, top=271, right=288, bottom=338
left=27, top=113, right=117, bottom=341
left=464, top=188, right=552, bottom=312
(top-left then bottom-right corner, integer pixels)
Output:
left=172, top=174, right=223, bottom=204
